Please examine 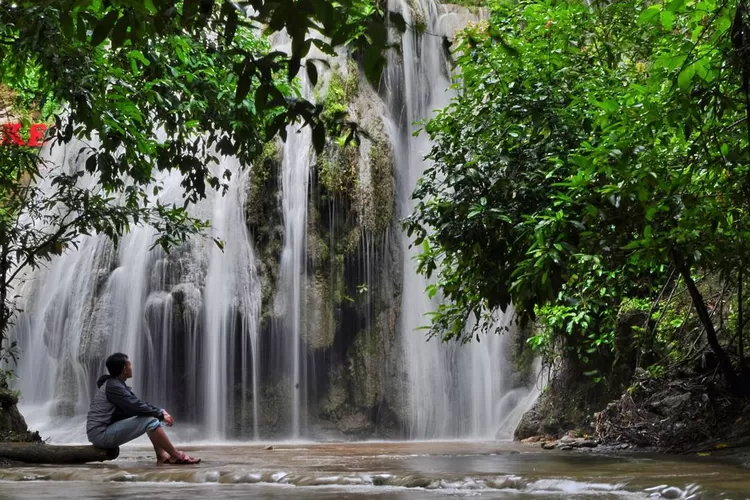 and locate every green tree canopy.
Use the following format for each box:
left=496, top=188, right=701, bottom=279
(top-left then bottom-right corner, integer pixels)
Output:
left=406, top=0, right=750, bottom=390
